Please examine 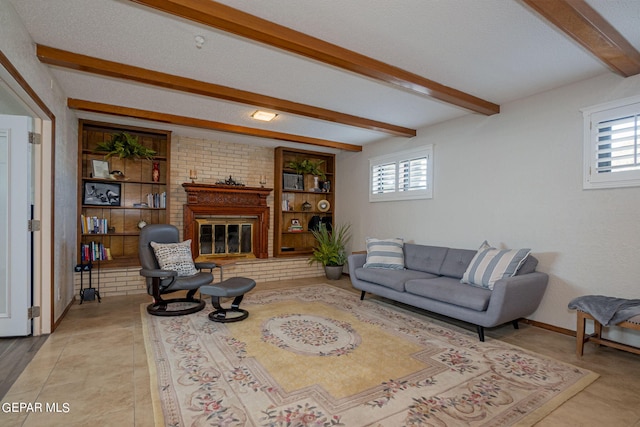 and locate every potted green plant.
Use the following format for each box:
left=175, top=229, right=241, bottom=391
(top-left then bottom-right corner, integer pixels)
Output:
left=96, top=132, right=156, bottom=160
left=309, top=223, right=351, bottom=280
left=287, top=159, right=326, bottom=180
